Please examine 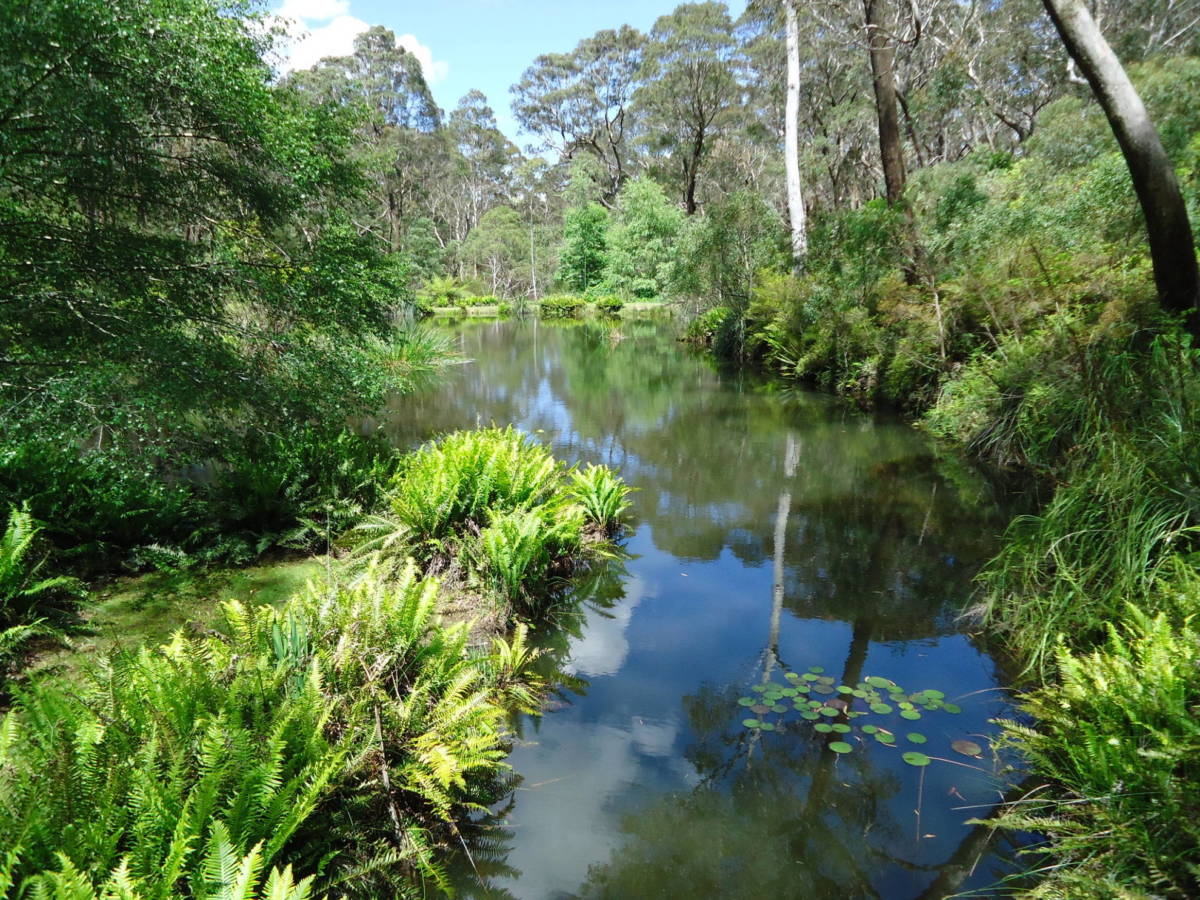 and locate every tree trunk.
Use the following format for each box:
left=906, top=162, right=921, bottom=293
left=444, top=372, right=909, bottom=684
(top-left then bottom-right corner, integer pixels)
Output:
left=784, top=0, right=808, bottom=270
left=684, top=126, right=706, bottom=215
left=863, top=0, right=906, bottom=207
left=1043, top=0, right=1200, bottom=329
